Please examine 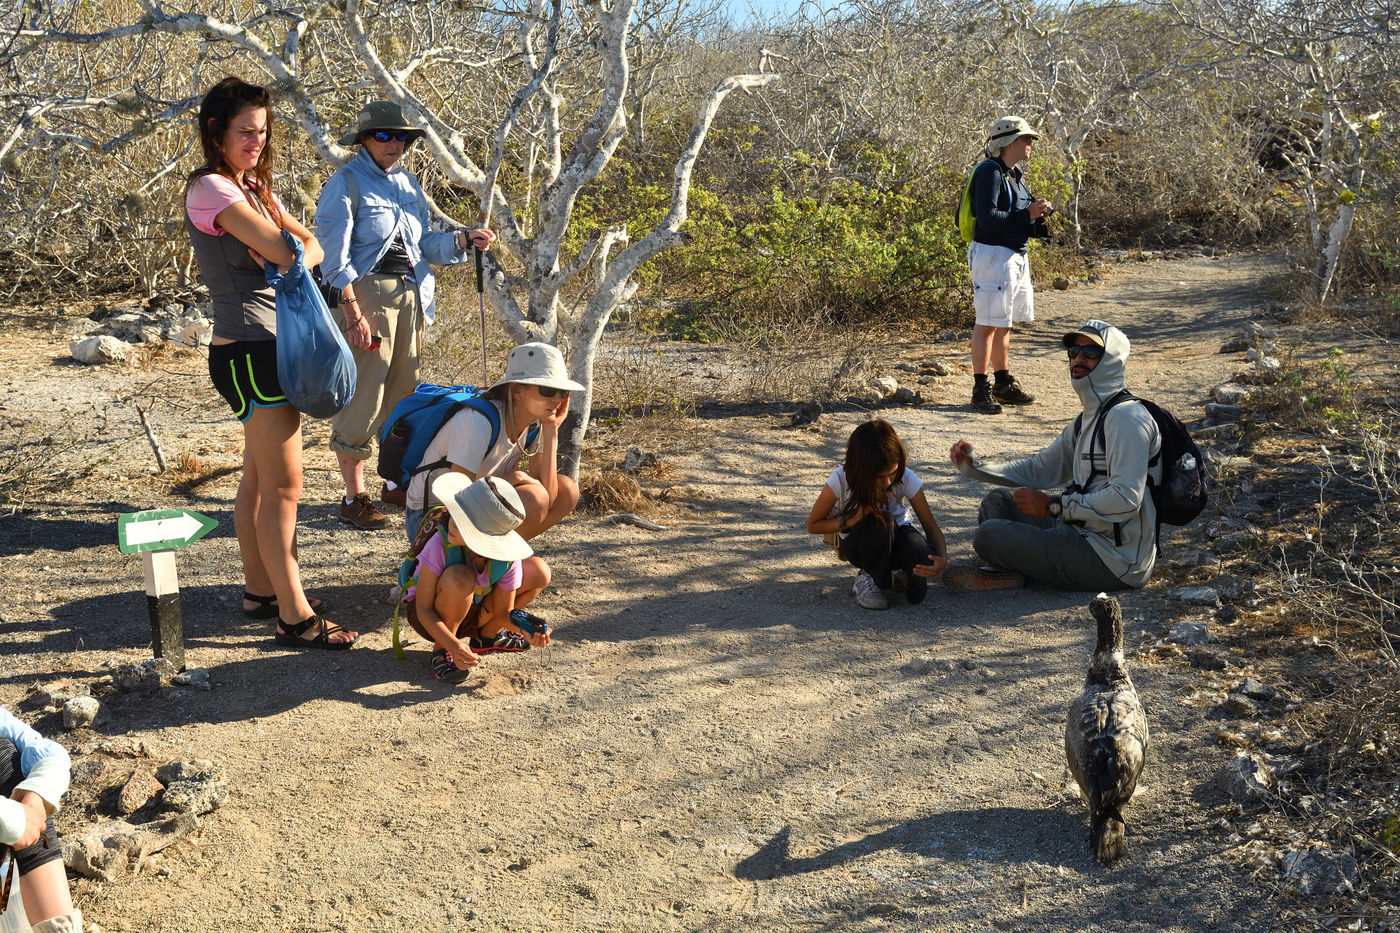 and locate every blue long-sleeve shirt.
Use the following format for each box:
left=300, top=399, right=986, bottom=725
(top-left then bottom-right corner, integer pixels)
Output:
left=314, top=148, right=470, bottom=324
left=971, top=157, right=1034, bottom=254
